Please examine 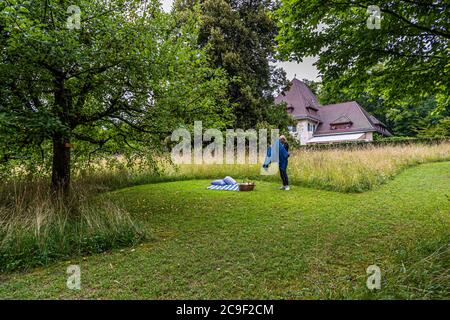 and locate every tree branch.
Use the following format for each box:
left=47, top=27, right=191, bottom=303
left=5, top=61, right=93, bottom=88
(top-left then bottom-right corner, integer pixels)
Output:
left=329, top=0, right=450, bottom=40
